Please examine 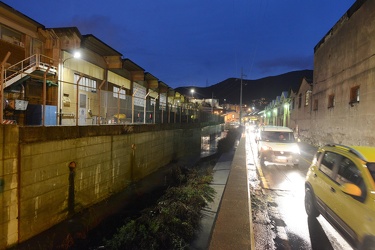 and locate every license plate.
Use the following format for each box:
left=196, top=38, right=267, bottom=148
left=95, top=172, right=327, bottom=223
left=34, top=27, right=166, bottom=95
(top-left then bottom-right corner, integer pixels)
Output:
left=276, top=156, right=287, bottom=162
